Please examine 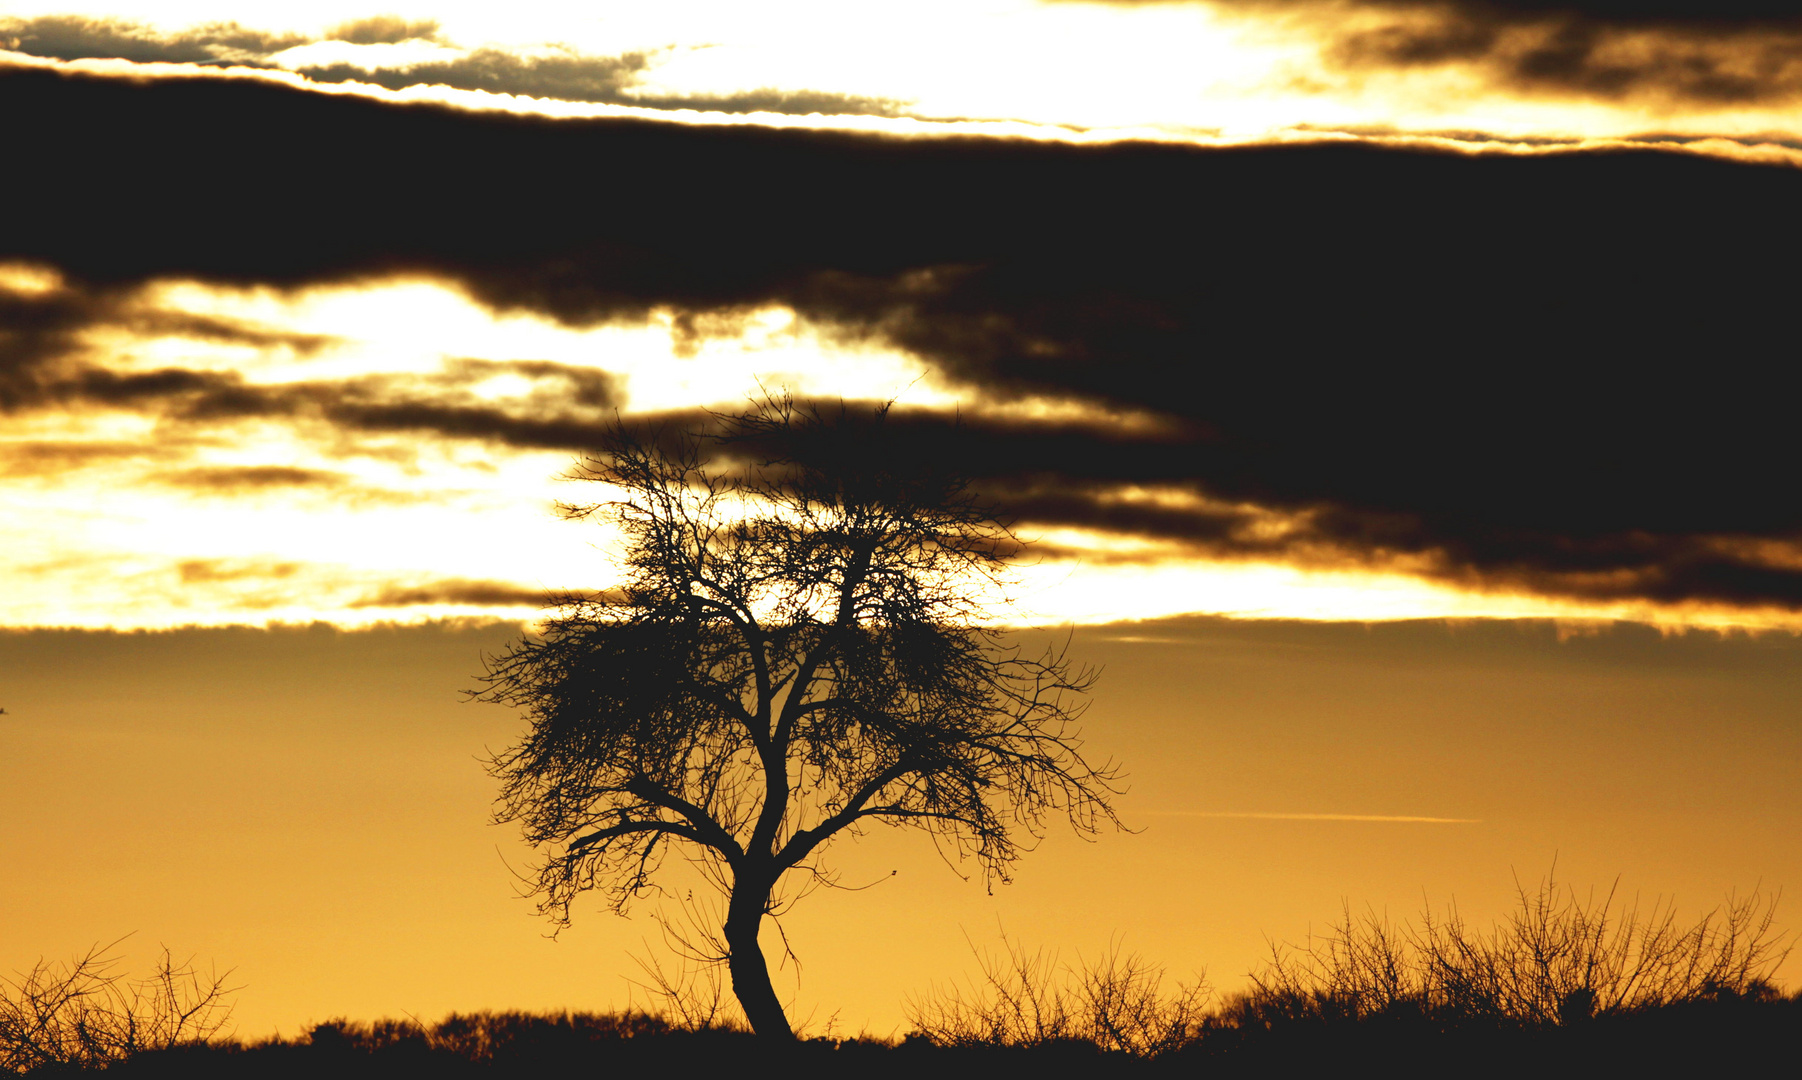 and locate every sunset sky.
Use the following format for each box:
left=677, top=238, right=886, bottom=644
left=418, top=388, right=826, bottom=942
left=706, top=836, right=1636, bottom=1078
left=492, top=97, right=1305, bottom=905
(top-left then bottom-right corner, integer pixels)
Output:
left=4, top=0, right=1801, bottom=1039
